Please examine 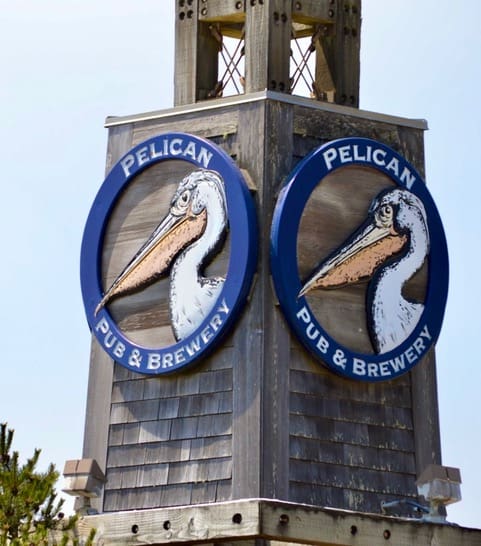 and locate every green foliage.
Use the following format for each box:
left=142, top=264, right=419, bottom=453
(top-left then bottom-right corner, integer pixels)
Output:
left=0, top=423, right=95, bottom=545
